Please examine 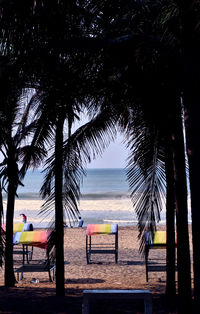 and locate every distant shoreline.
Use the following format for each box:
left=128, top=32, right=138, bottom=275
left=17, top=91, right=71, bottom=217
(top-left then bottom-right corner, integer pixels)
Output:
left=1, top=198, right=171, bottom=229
